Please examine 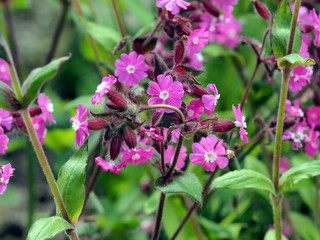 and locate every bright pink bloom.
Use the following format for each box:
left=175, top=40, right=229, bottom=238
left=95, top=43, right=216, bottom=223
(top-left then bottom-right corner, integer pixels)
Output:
left=0, top=163, right=14, bottom=195
left=202, top=84, right=220, bottom=117
left=0, top=108, right=13, bottom=131
left=37, top=93, right=55, bottom=125
left=141, top=127, right=164, bottom=142
left=189, top=135, right=228, bottom=171
left=0, top=58, right=11, bottom=86
left=156, top=0, right=190, bottom=15
left=147, top=75, right=184, bottom=113
left=189, top=53, right=205, bottom=69
left=283, top=122, right=306, bottom=150
left=187, top=100, right=204, bottom=120
left=232, top=104, right=248, bottom=143
left=164, top=145, right=187, bottom=169
left=32, top=115, right=47, bottom=145
left=70, top=104, right=90, bottom=147
left=304, top=127, right=320, bottom=157
left=279, top=157, right=289, bottom=174
left=289, top=65, right=313, bottom=92
left=122, top=146, right=154, bottom=165
left=307, top=106, right=320, bottom=128
left=187, top=29, right=209, bottom=55
left=0, top=128, right=9, bottom=155
left=200, top=13, right=218, bottom=42
left=115, top=51, right=148, bottom=86
left=92, top=75, right=117, bottom=105
left=311, top=9, right=320, bottom=46
left=212, top=0, right=238, bottom=11
left=285, top=100, right=304, bottom=117
left=95, top=157, right=125, bottom=174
